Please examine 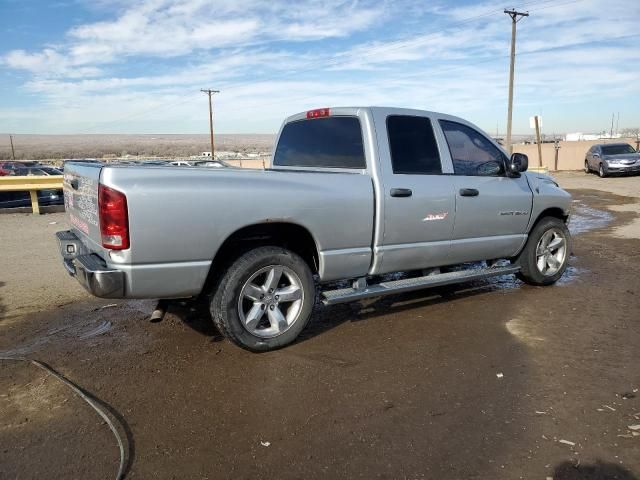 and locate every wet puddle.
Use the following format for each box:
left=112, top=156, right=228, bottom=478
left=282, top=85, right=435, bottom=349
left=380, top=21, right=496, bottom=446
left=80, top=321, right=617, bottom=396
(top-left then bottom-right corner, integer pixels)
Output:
left=0, top=301, right=151, bottom=359
left=569, top=201, right=613, bottom=235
